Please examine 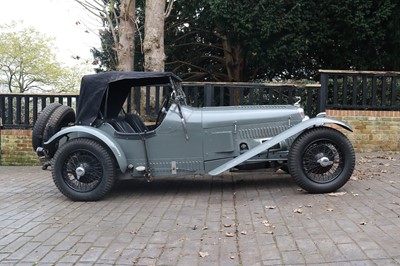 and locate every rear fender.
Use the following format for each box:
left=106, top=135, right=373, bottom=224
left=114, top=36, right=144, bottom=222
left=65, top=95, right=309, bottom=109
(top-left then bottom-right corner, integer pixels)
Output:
left=208, top=117, right=352, bottom=176
left=44, top=126, right=128, bottom=173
